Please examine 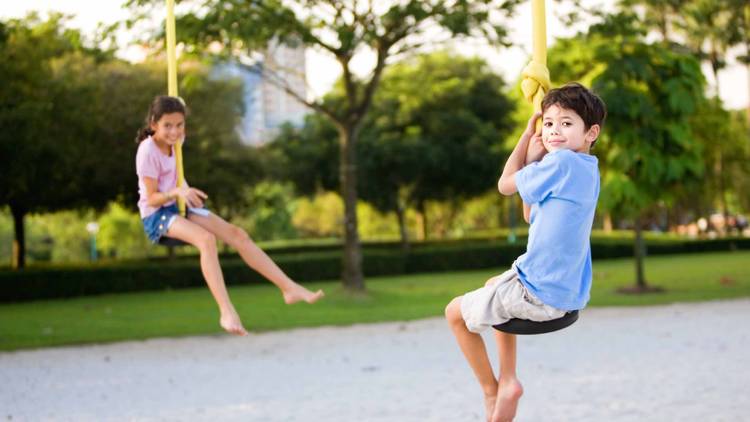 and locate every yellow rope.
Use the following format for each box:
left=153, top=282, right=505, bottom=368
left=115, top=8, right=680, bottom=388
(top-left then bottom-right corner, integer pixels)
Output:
left=520, top=0, right=550, bottom=132
left=165, top=0, right=186, bottom=215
